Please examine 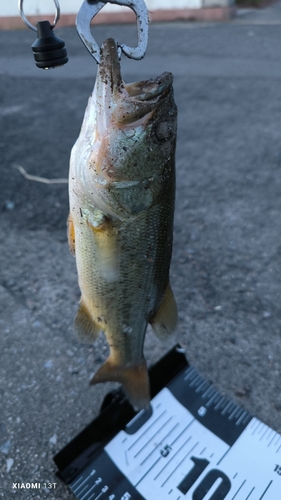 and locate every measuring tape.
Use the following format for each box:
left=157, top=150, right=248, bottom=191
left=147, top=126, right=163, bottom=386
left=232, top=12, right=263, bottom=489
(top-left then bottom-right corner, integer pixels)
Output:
left=55, top=347, right=281, bottom=500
